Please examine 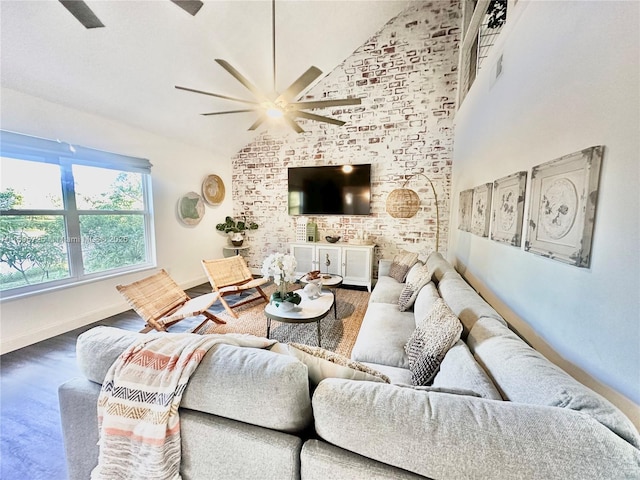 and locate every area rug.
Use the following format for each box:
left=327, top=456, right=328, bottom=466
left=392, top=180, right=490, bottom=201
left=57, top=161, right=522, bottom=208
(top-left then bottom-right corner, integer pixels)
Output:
left=198, top=284, right=370, bottom=357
